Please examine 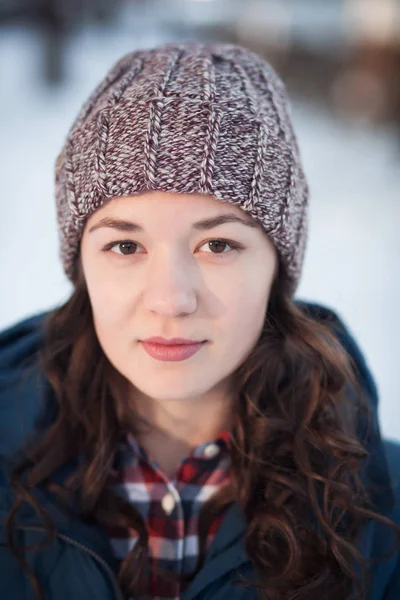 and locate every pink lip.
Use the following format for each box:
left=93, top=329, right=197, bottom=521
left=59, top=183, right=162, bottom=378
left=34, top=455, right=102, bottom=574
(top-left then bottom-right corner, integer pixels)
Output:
left=141, top=341, right=206, bottom=362
left=142, top=336, right=204, bottom=345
